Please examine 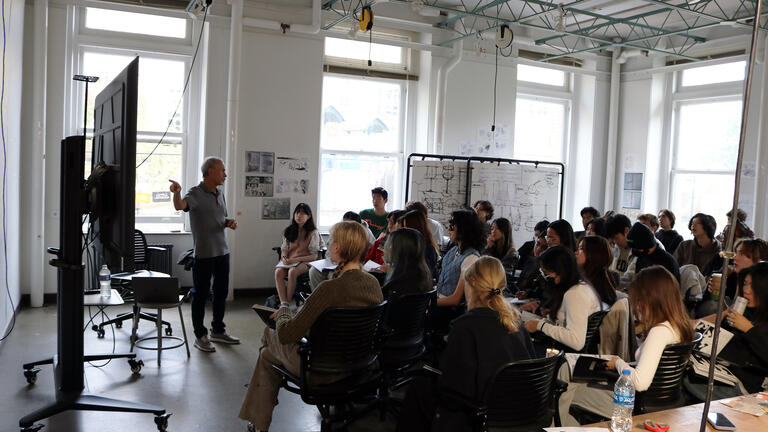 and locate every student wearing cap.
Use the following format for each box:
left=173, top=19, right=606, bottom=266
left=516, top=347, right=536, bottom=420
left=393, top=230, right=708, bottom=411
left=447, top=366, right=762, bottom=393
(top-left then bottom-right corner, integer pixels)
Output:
left=628, top=222, right=680, bottom=281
